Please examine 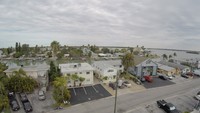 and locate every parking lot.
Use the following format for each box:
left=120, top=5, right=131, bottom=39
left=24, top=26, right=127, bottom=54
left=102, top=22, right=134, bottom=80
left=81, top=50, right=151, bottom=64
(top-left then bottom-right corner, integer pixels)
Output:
left=69, top=84, right=111, bottom=105
left=13, top=88, right=55, bottom=113
left=127, top=87, right=200, bottom=113
left=143, top=77, right=175, bottom=89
